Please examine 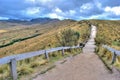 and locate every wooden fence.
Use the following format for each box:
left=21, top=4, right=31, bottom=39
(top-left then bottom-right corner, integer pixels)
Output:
left=0, top=45, right=83, bottom=80
left=103, top=45, right=120, bottom=64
